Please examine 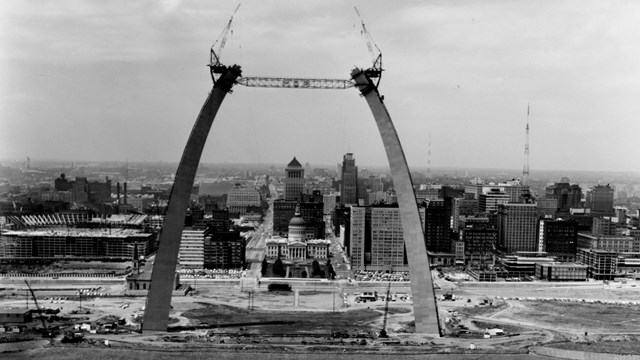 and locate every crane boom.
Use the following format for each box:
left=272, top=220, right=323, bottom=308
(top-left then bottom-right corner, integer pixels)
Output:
left=209, top=4, right=241, bottom=82
left=354, top=7, right=382, bottom=84
left=24, top=280, right=47, bottom=331
left=237, top=76, right=354, bottom=90
left=379, top=281, right=392, bottom=338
